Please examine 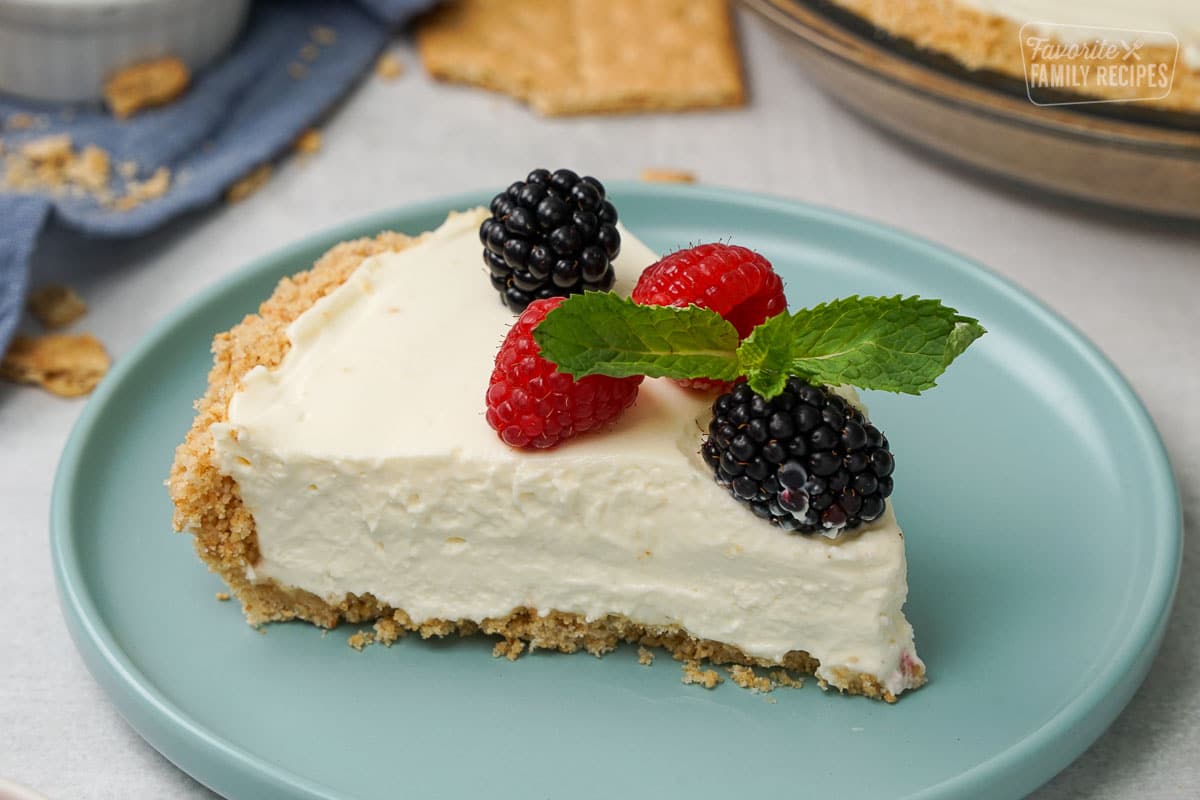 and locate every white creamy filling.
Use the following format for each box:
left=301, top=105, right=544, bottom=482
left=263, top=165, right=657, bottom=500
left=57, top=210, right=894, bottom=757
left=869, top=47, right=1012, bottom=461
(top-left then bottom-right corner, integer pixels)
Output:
left=211, top=208, right=923, bottom=696
left=958, top=0, right=1200, bottom=68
